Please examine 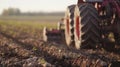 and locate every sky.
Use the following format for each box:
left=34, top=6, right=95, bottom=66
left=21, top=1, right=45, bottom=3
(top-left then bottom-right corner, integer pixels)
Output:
left=0, top=0, right=77, bottom=14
